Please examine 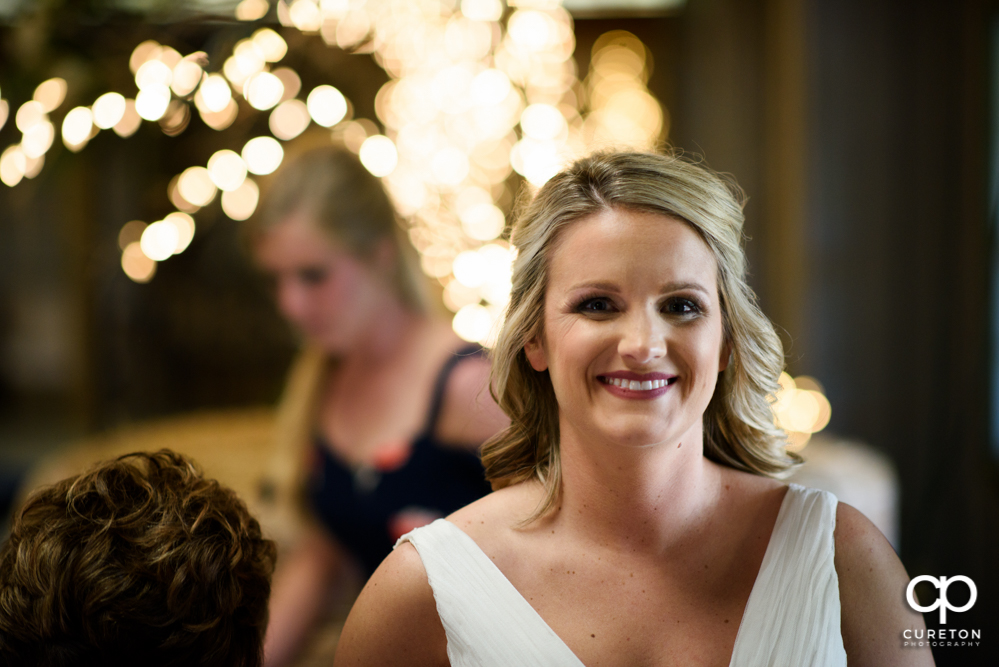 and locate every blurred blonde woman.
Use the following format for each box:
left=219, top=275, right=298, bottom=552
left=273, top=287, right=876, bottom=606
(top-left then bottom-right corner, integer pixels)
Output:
left=249, top=146, right=507, bottom=667
left=334, top=152, right=932, bottom=667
